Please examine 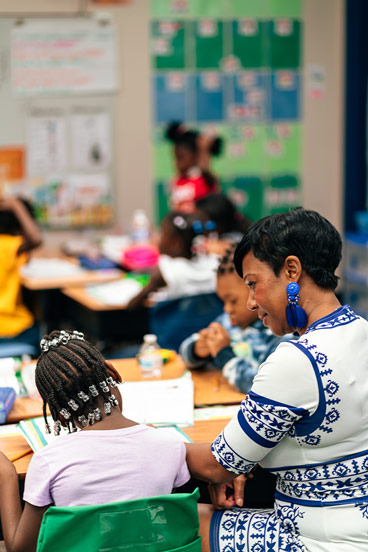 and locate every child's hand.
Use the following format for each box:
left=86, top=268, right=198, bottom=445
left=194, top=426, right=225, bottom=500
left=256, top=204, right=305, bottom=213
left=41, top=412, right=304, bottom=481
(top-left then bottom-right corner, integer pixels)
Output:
left=194, top=329, right=212, bottom=358
left=206, top=323, right=231, bottom=357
